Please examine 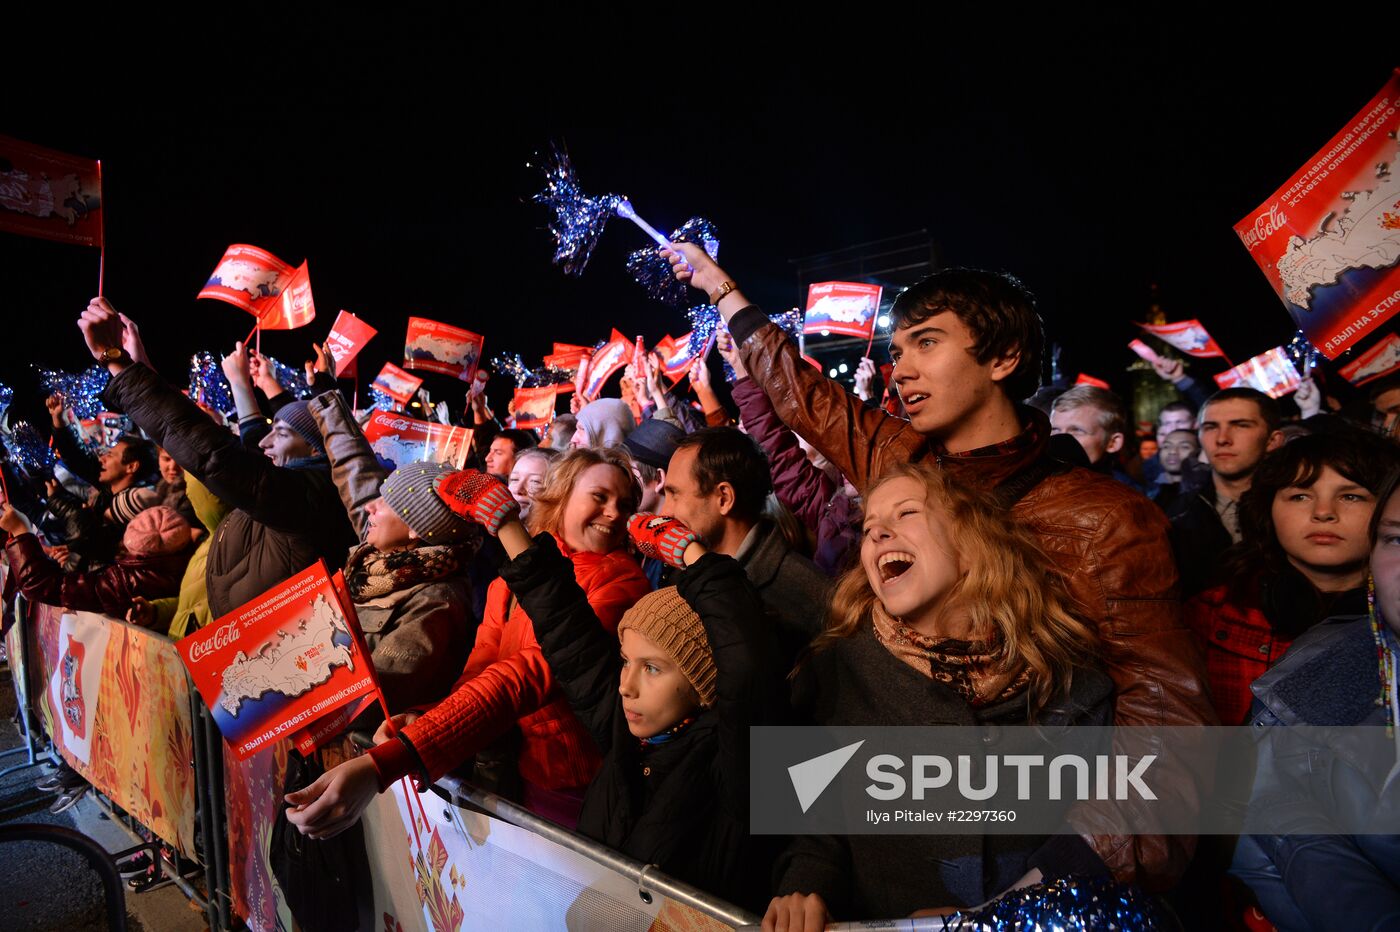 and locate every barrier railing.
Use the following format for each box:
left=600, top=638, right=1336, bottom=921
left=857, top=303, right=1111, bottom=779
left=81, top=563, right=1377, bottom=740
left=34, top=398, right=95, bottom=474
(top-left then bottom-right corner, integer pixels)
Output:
left=11, top=599, right=758, bottom=931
